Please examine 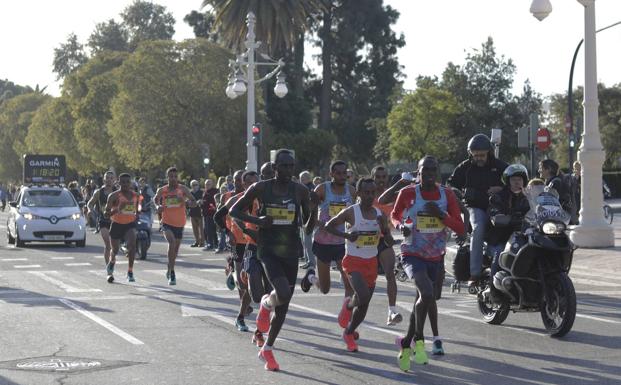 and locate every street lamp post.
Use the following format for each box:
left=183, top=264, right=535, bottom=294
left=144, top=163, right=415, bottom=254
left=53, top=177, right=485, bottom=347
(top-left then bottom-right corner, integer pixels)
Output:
left=530, top=0, right=614, bottom=247
left=225, top=12, right=288, bottom=172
